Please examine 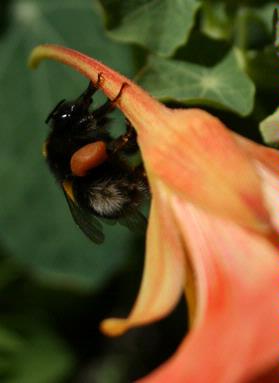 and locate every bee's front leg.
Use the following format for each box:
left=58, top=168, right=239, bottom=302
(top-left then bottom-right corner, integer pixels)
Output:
left=93, top=82, right=128, bottom=119
left=108, top=119, right=138, bottom=155
left=77, top=73, right=104, bottom=109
